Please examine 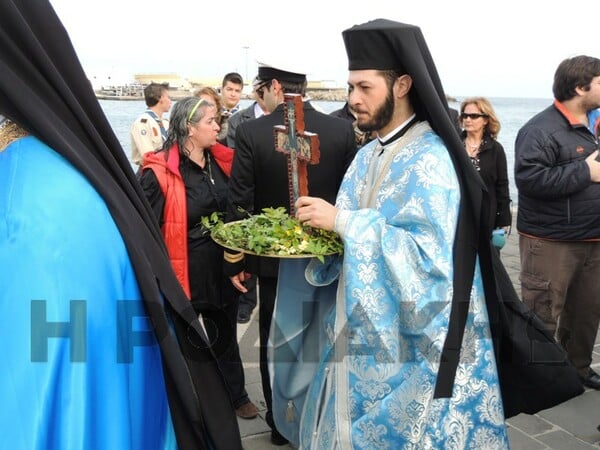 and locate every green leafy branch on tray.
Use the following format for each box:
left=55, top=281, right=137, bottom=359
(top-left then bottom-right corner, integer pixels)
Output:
left=208, top=207, right=343, bottom=262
